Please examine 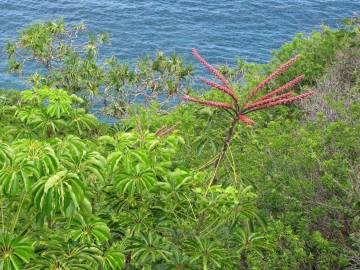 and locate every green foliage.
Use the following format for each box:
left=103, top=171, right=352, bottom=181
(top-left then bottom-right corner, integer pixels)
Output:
left=0, top=86, right=101, bottom=140
left=127, top=231, right=171, bottom=265
left=270, top=26, right=354, bottom=85
left=0, top=18, right=359, bottom=269
left=0, top=97, right=263, bottom=268
left=70, top=216, right=111, bottom=244
left=0, top=141, right=38, bottom=194
left=32, top=170, right=87, bottom=218
left=6, top=19, right=193, bottom=115
left=185, top=237, right=226, bottom=270
left=0, top=233, right=34, bottom=269
left=247, top=221, right=308, bottom=269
